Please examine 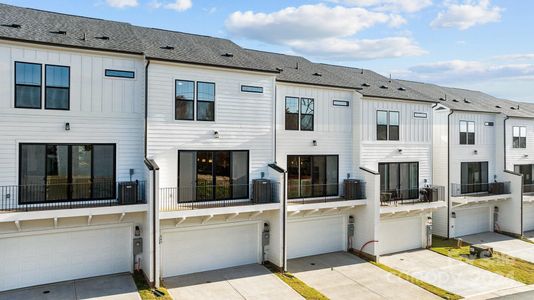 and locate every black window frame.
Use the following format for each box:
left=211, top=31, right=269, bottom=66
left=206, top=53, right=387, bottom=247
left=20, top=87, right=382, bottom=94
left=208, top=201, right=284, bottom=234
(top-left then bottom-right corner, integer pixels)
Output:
left=287, top=154, right=339, bottom=199
left=241, top=85, right=263, bottom=93
left=14, top=61, right=42, bottom=109
left=333, top=100, right=349, bottom=107
left=378, top=162, right=419, bottom=200
left=175, top=79, right=195, bottom=121
left=18, top=143, right=117, bottom=204
left=285, top=96, right=315, bottom=131
left=177, top=150, right=250, bottom=202
left=512, top=126, right=527, bottom=148
left=514, top=164, right=534, bottom=186
left=196, top=81, right=216, bottom=122
left=45, top=64, right=70, bottom=110
left=376, top=110, right=399, bottom=141
left=413, top=112, right=427, bottom=119
left=105, top=69, right=135, bottom=79
left=460, top=120, right=475, bottom=145
left=285, top=96, right=300, bottom=131
left=460, top=161, right=489, bottom=194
